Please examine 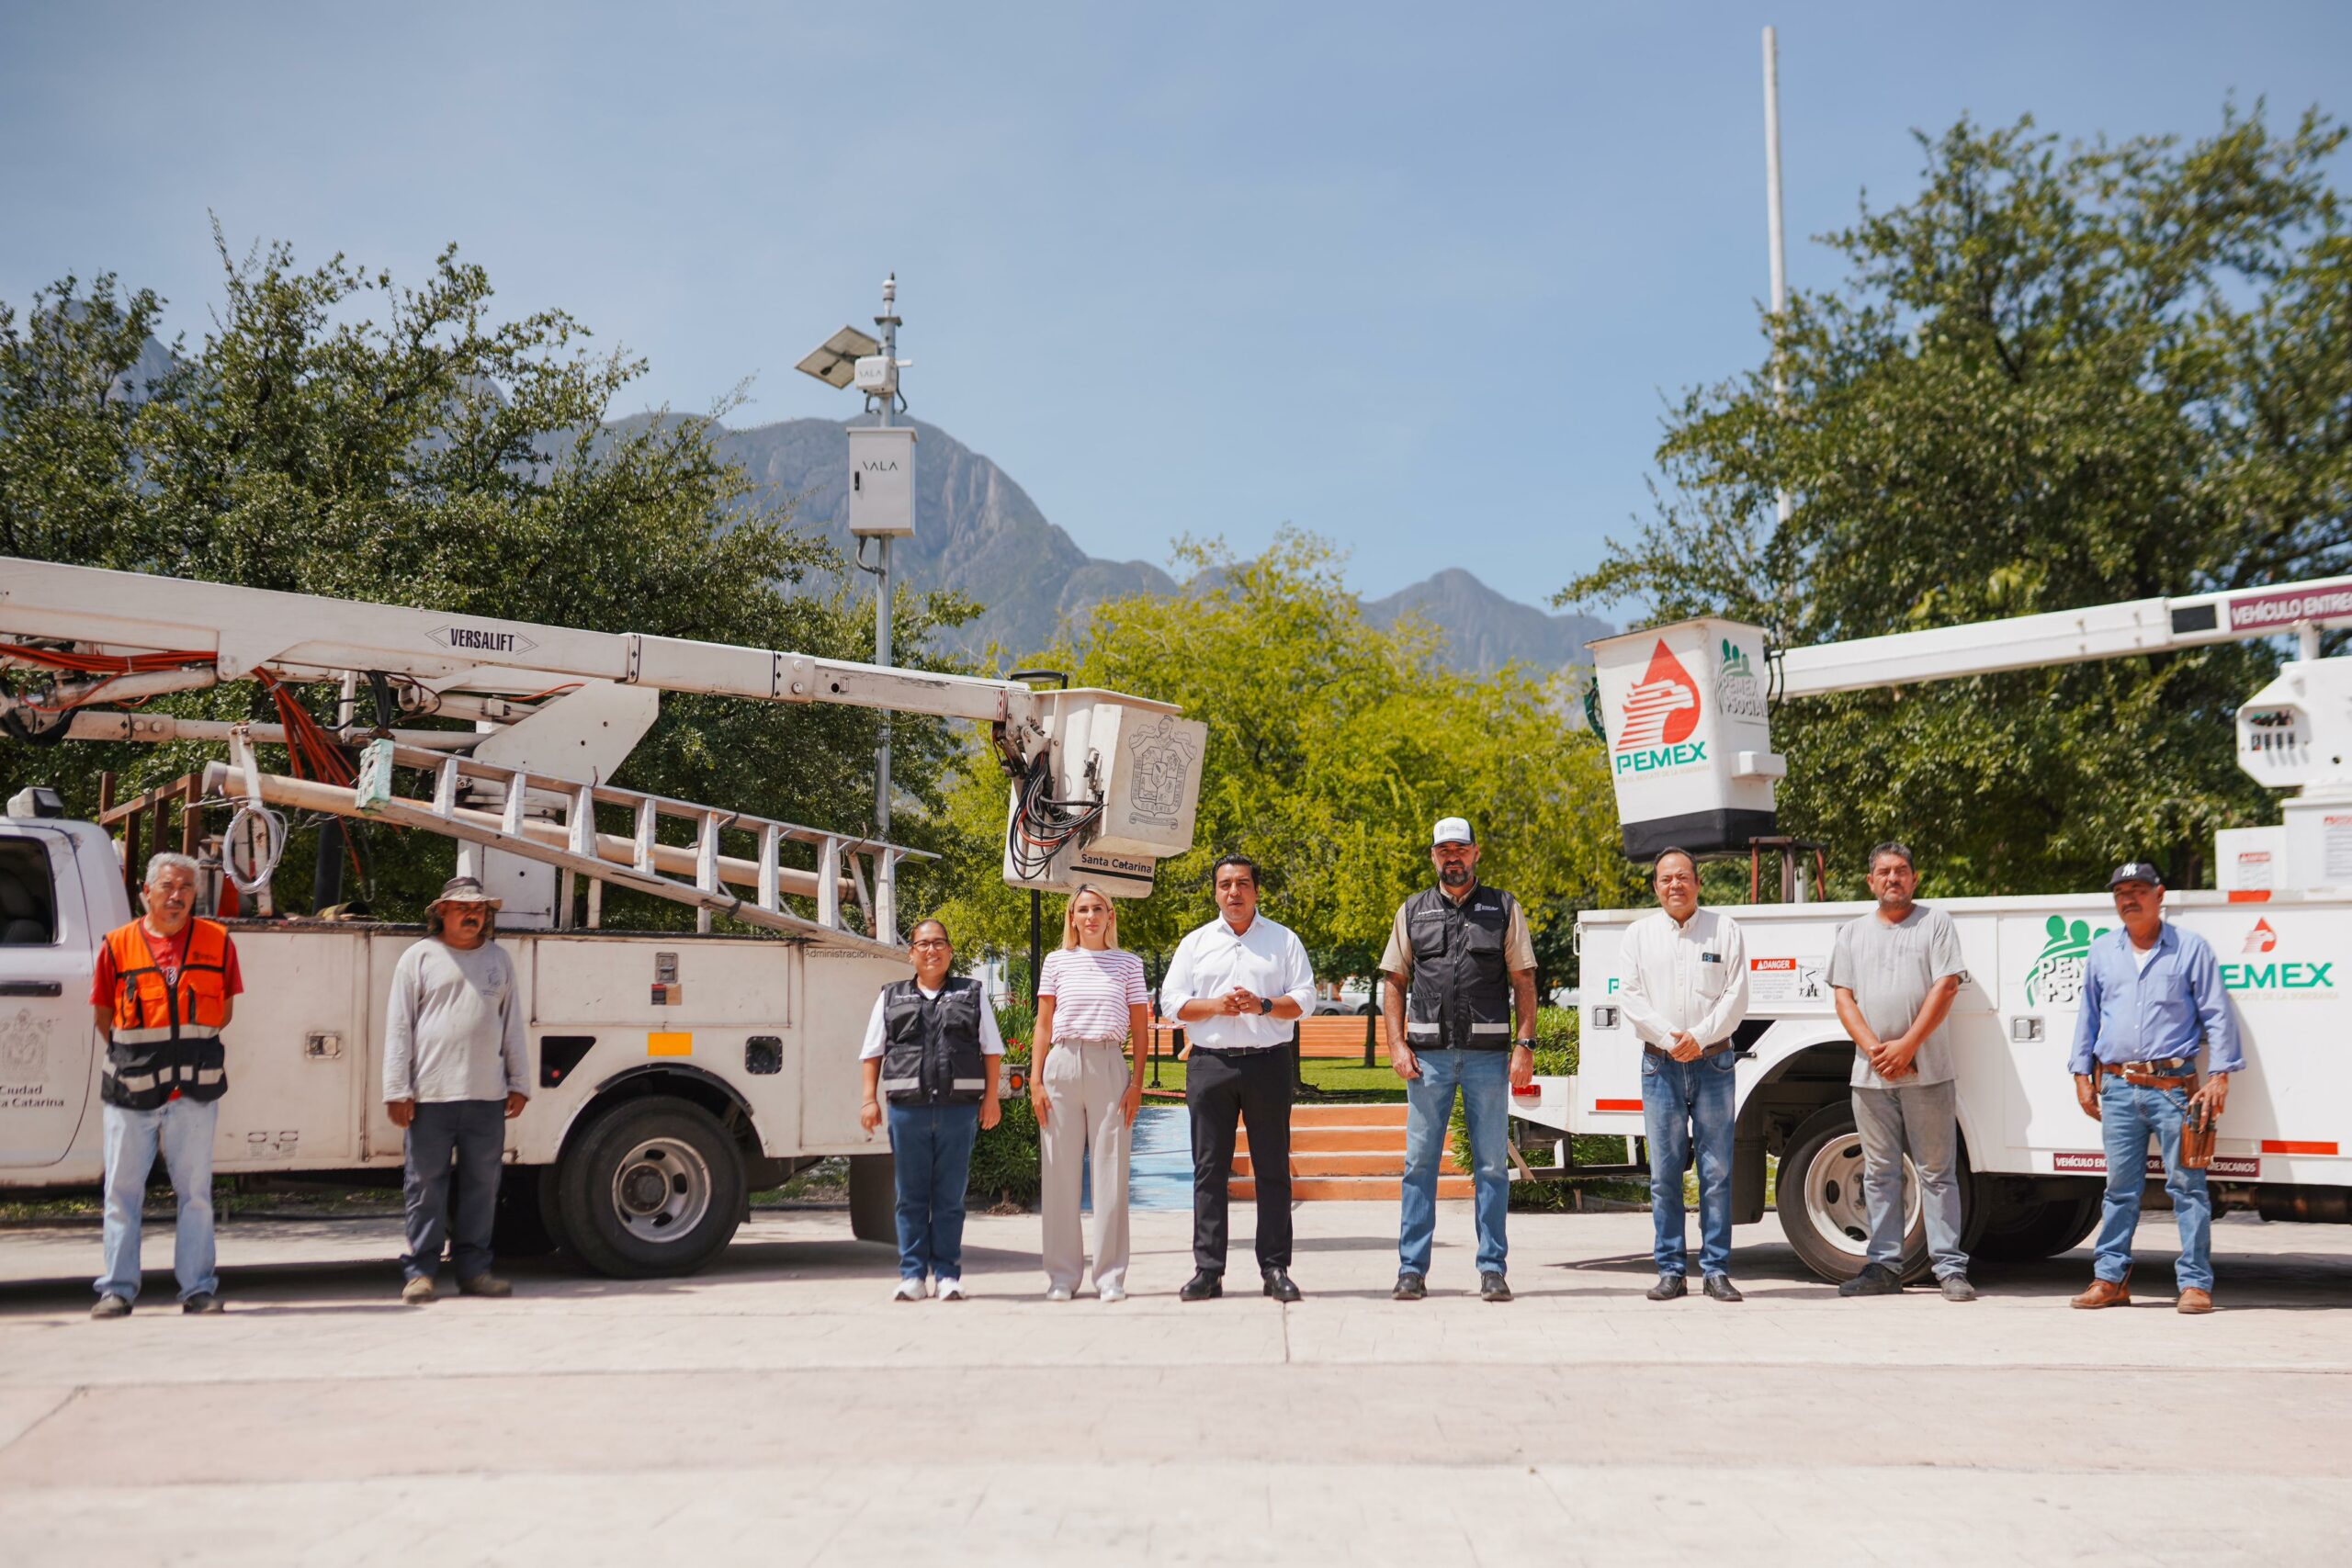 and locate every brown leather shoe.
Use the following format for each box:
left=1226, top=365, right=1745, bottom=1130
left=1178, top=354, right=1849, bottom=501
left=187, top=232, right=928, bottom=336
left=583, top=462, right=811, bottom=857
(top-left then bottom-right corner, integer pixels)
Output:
left=2176, top=1287, right=2214, bottom=1315
left=2071, top=1277, right=2132, bottom=1309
